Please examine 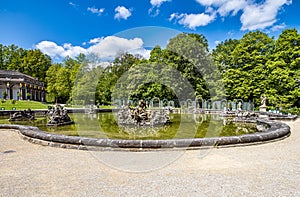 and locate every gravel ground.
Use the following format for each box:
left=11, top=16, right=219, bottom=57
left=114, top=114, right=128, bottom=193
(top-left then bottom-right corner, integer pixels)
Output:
left=0, top=119, right=299, bottom=197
